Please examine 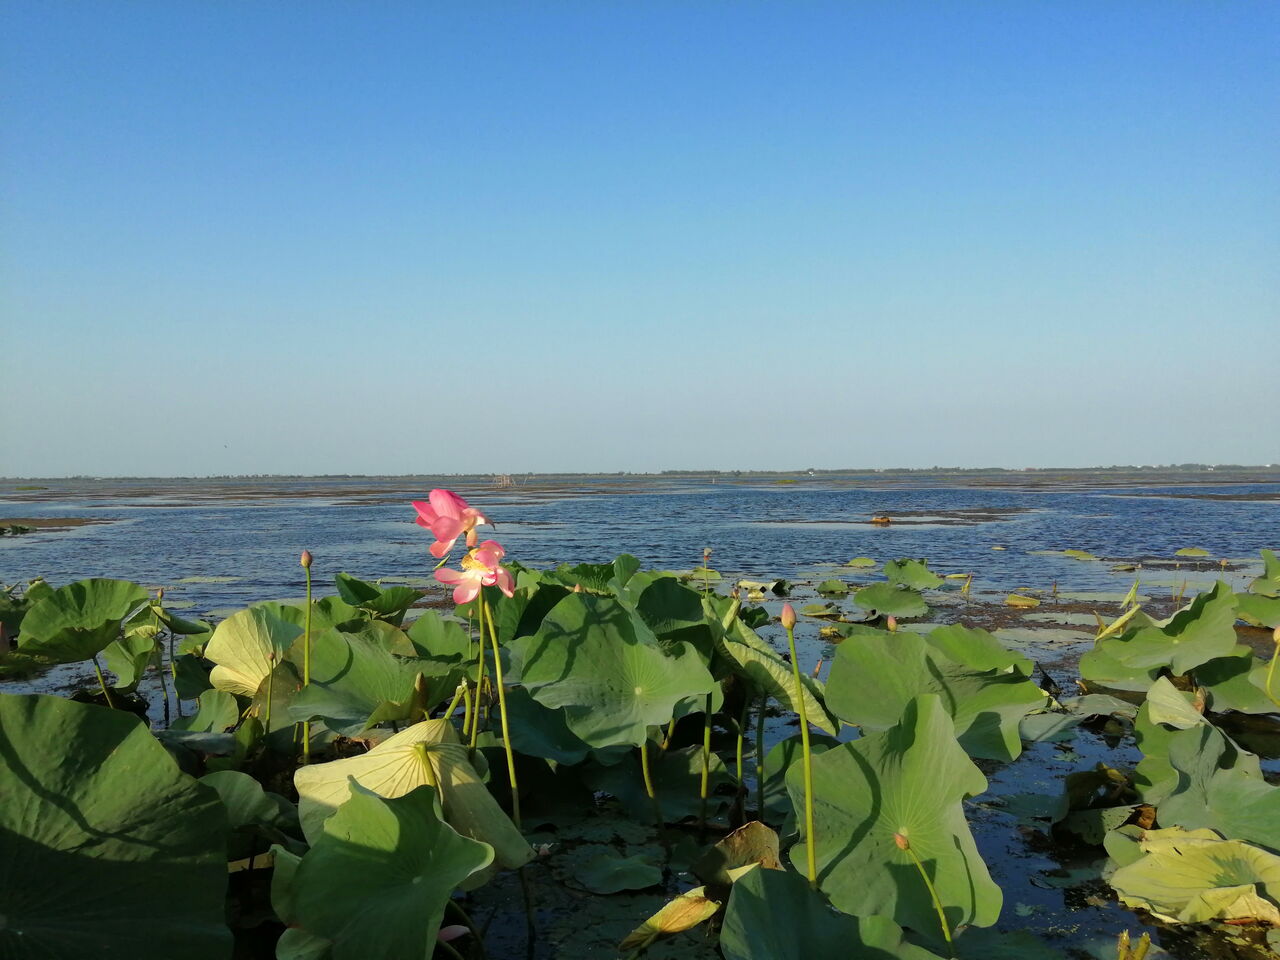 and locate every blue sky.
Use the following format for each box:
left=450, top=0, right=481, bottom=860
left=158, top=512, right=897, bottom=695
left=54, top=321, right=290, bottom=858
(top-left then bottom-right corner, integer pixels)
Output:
left=3, top=2, right=1277, bottom=476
